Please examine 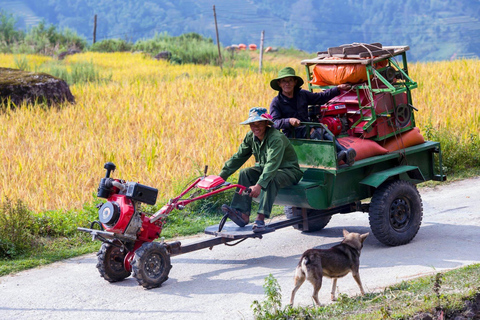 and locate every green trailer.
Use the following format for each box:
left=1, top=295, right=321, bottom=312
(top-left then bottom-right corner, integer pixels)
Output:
left=202, top=135, right=445, bottom=247
left=274, top=137, right=445, bottom=246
